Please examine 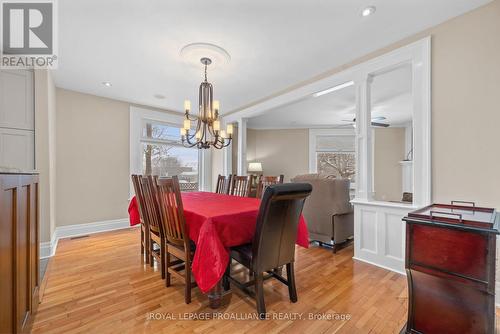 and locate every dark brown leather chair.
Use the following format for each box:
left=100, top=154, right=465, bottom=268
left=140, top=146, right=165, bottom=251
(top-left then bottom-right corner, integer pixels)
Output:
left=224, top=183, right=312, bottom=318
